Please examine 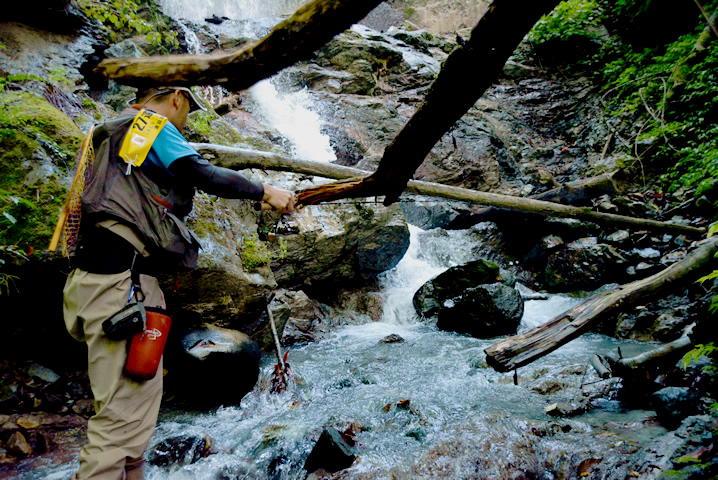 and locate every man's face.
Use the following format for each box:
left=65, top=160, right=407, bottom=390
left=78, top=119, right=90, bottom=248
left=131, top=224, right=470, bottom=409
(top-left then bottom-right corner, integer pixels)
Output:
left=170, top=91, right=191, bottom=131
